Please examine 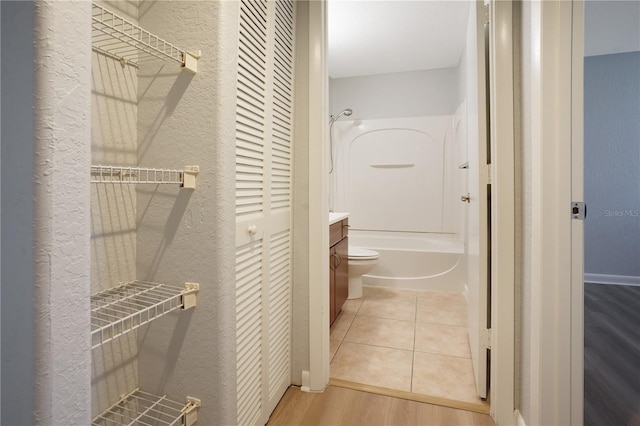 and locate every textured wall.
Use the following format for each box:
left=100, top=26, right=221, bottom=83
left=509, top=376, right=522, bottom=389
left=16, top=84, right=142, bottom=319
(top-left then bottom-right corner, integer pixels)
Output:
left=32, top=1, right=92, bottom=424
left=135, top=2, right=238, bottom=424
left=330, top=68, right=459, bottom=120
left=90, top=1, right=140, bottom=416
left=584, top=52, right=640, bottom=278
left=1, top=2, right=34, bottom=424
